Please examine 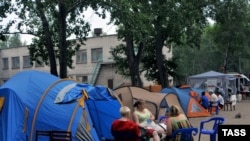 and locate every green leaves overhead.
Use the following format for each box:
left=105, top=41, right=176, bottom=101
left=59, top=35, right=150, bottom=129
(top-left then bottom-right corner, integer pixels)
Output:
left=108, top=0, right=211, bottom=87
left=1, top=0, right=97, bottom=77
